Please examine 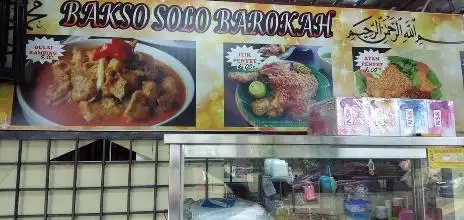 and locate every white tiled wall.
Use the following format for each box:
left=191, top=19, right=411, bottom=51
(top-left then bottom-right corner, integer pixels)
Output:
left=0, top=139, right=226, bottom=219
